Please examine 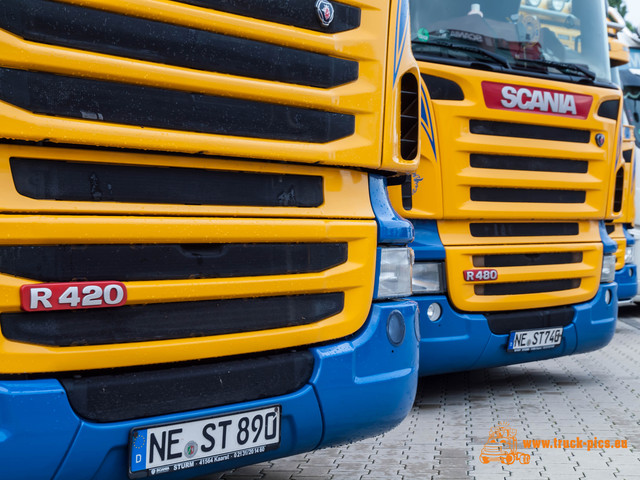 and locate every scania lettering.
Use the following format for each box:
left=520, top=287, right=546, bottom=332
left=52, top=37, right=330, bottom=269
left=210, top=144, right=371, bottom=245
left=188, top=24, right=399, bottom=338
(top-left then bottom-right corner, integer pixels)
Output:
left=389, top=0, right=619, bottom=375
left=0, top=1, right=422, bottom=479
